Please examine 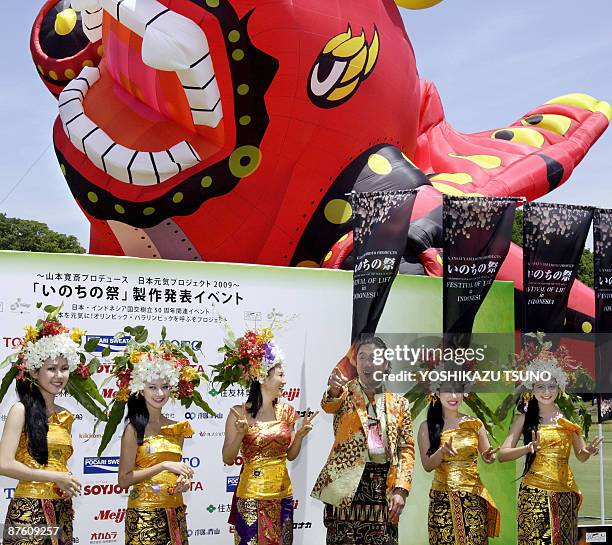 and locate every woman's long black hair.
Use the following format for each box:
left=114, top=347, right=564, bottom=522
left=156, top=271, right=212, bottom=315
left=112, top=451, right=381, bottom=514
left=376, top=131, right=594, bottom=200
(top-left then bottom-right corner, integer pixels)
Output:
left=246, top=361, right=287, bottom=419
left=16, top=378, right=49, bottom=466
left=426, top=398, right=444, bottom=456
left=520, top=396, right=540, bottom=477
left=126, top=394, right=150, bottom=446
